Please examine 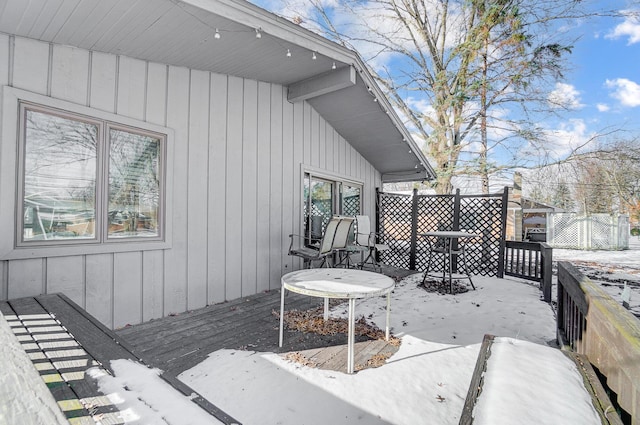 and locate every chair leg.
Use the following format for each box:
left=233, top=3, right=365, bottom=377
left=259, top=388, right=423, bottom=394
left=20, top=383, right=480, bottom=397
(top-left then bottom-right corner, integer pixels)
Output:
left=370, top=248, right=383, bottom=272
left=446, top=243, right=453, bottom=294
left=460, top=246, right=475, bottom=290
left=422, top=245, right=435, bottom=286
